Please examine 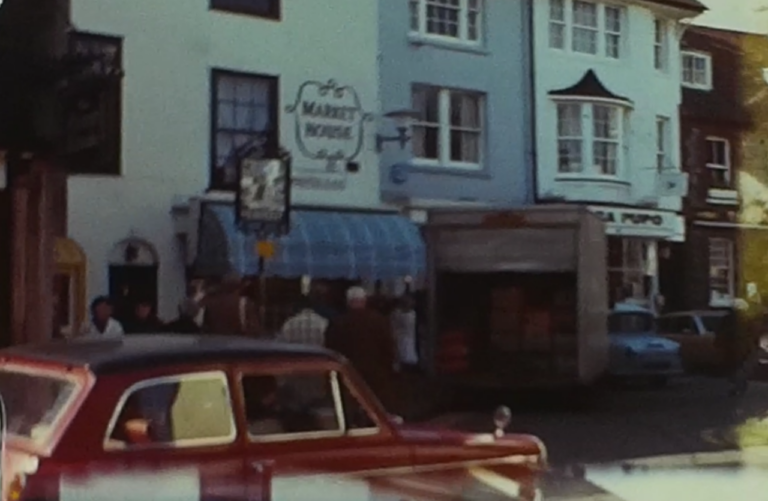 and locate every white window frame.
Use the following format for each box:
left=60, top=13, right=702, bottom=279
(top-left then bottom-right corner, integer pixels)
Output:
left=409, top=0, right=483, bottom=45
left=411, top=86, right=485, bottom=170
left=656, top=116, right=670, bottom=171
left=554, top=99, right=626, bottom=178
left=103, top=371, right=237, bottom=451
left=654, top=18, right=668, bottom=71
left=705, top=136, right=731, bottom=187
left=709, top=238, right=735, bottom=307
left=548, top=0, right=625, bottom=59
left=243, top=370, right=381, bottom=443
left=681, top=51, right=713, bottom=90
